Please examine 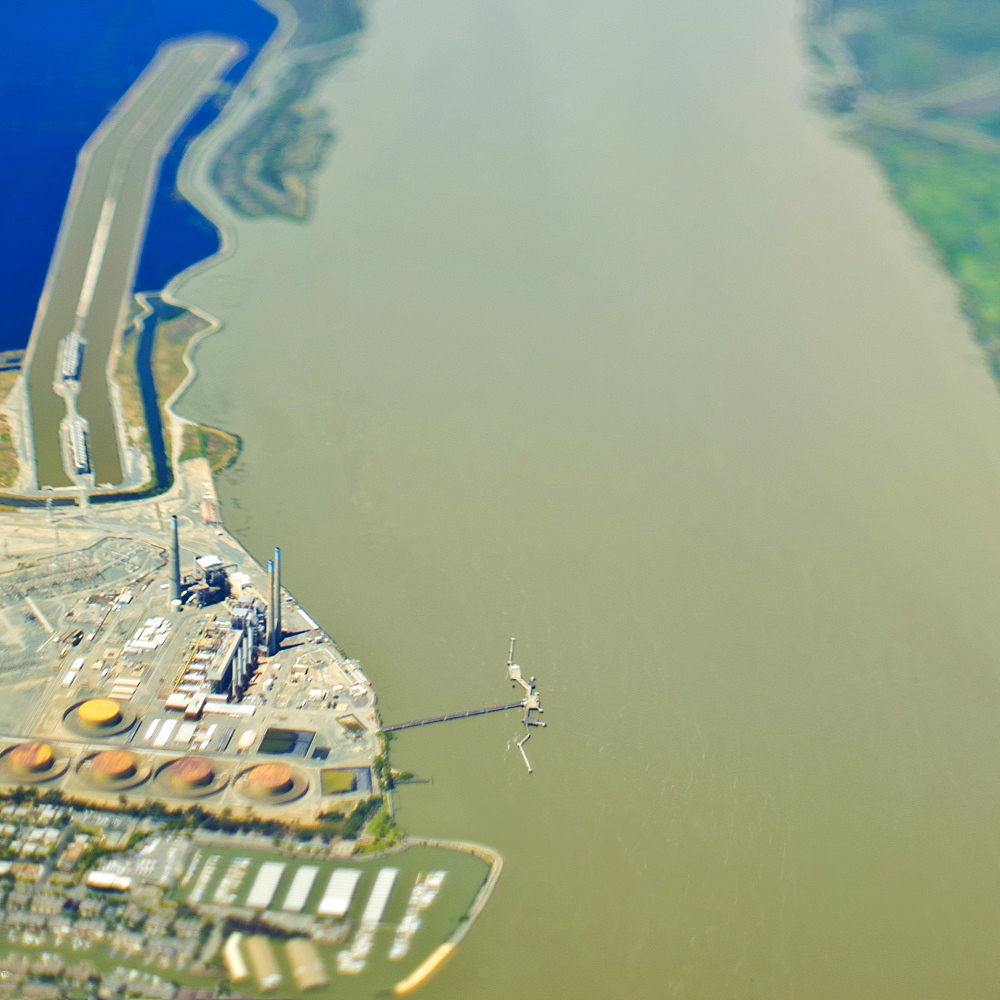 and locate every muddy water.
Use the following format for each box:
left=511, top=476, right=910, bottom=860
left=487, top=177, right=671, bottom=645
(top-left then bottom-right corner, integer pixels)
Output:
left=176, top=0, right=1000, bottom=996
